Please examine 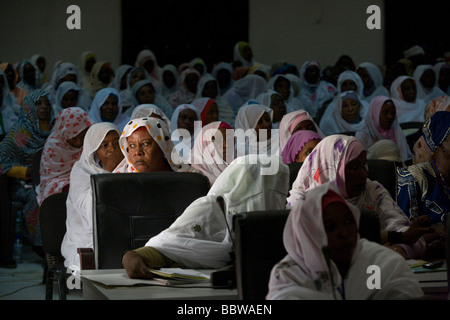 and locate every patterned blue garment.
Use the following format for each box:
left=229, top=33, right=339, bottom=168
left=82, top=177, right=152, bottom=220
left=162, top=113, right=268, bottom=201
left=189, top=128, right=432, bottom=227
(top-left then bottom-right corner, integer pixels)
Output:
left=397, top=162, right=450, bottom=224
